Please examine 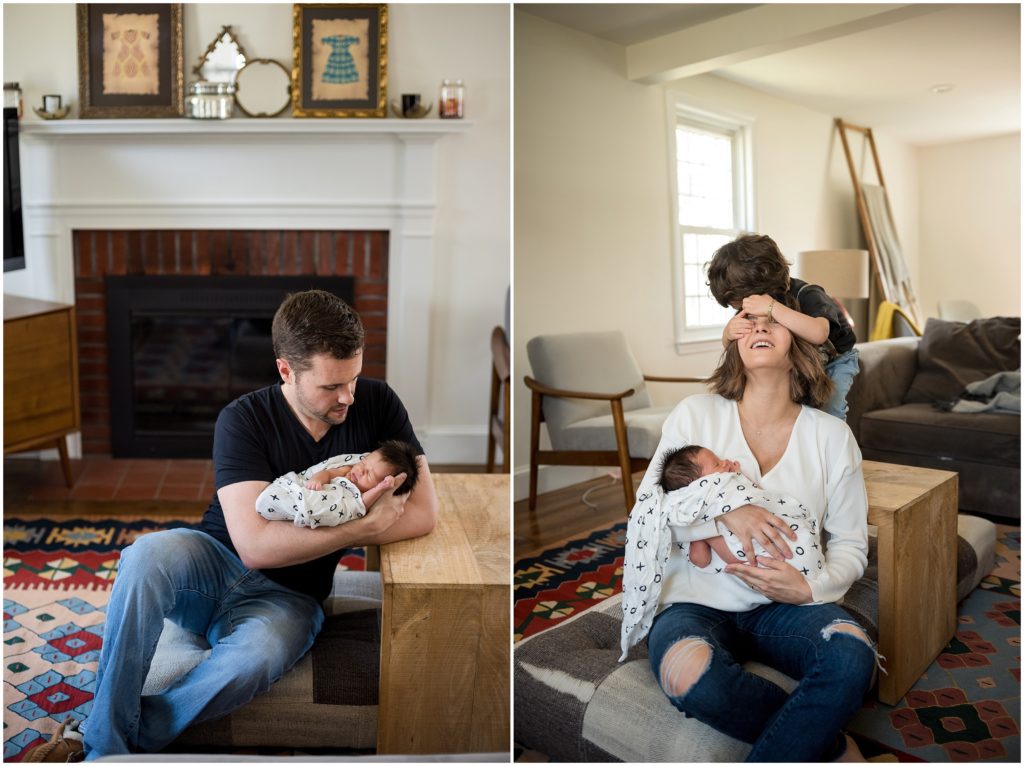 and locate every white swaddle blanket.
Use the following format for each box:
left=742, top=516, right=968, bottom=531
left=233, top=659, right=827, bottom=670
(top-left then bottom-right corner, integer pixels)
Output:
left=256, top=452, right=369, bottom=528
left=619, top=471, right=822, bottom=660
